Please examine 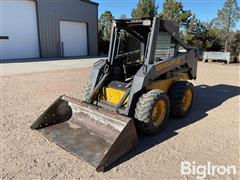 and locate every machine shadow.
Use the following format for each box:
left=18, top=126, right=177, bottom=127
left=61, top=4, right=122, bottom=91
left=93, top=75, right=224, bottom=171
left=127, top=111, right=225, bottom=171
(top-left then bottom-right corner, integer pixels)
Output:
left=105, top=84, right=240, bottom=171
